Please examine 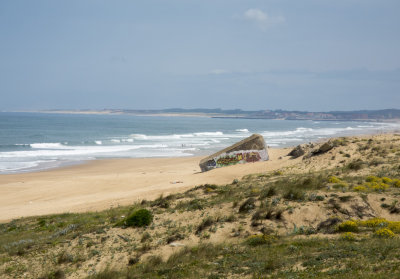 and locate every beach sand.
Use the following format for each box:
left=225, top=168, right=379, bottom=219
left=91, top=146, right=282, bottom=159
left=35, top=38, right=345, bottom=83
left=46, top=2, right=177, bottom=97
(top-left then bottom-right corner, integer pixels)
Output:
left=0, top=147, right=296, bottom=222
